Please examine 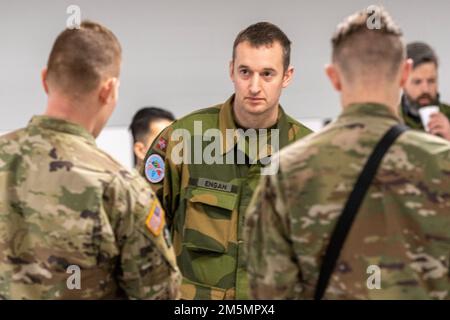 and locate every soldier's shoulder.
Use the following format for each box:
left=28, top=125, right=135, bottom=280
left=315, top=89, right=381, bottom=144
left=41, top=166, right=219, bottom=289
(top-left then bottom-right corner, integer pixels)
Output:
left=440, top=101, right=450, bottom=108
left=285, top=113, right=306, bottom=128
left=440, top=102, right=450, bottom=117
left=89, top=146, right=149, bottom=189
left=284, top=114, right=313, bottom=138
left=0, top=127, right=25, bottom=149
left=171, top=104, right=221, bottom=128
left=278, top=125, right=450, bottom=169
left=277, top=124, right=335, bottom=171
left=0, top=126, right=59, bottom=161
left=0, top=127, right=25, bottom=140
left=45, top=131, right=146, bottom=192
left=398, top=129, right=450, bottom=160
left=151, top=105, right=221, bottom=143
